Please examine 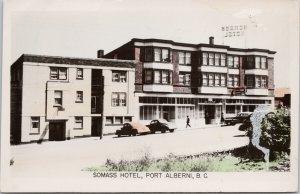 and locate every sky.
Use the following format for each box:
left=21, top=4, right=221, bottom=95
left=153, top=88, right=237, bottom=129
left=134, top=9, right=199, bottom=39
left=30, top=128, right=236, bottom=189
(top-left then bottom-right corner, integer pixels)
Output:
left=7, top=0, right=299, bottom=88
